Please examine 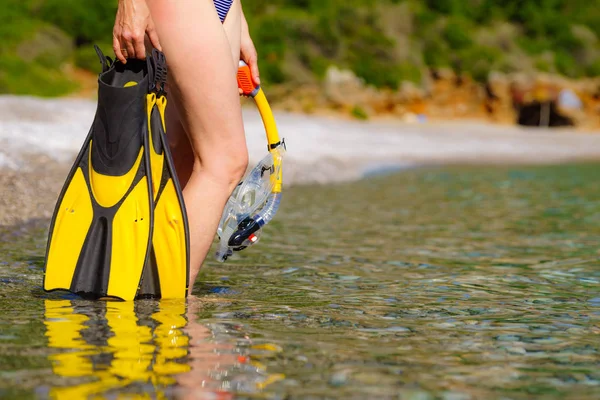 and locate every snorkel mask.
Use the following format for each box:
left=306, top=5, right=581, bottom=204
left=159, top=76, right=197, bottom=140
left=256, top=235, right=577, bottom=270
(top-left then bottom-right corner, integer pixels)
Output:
left=215, top=61, right=285, bottom=262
